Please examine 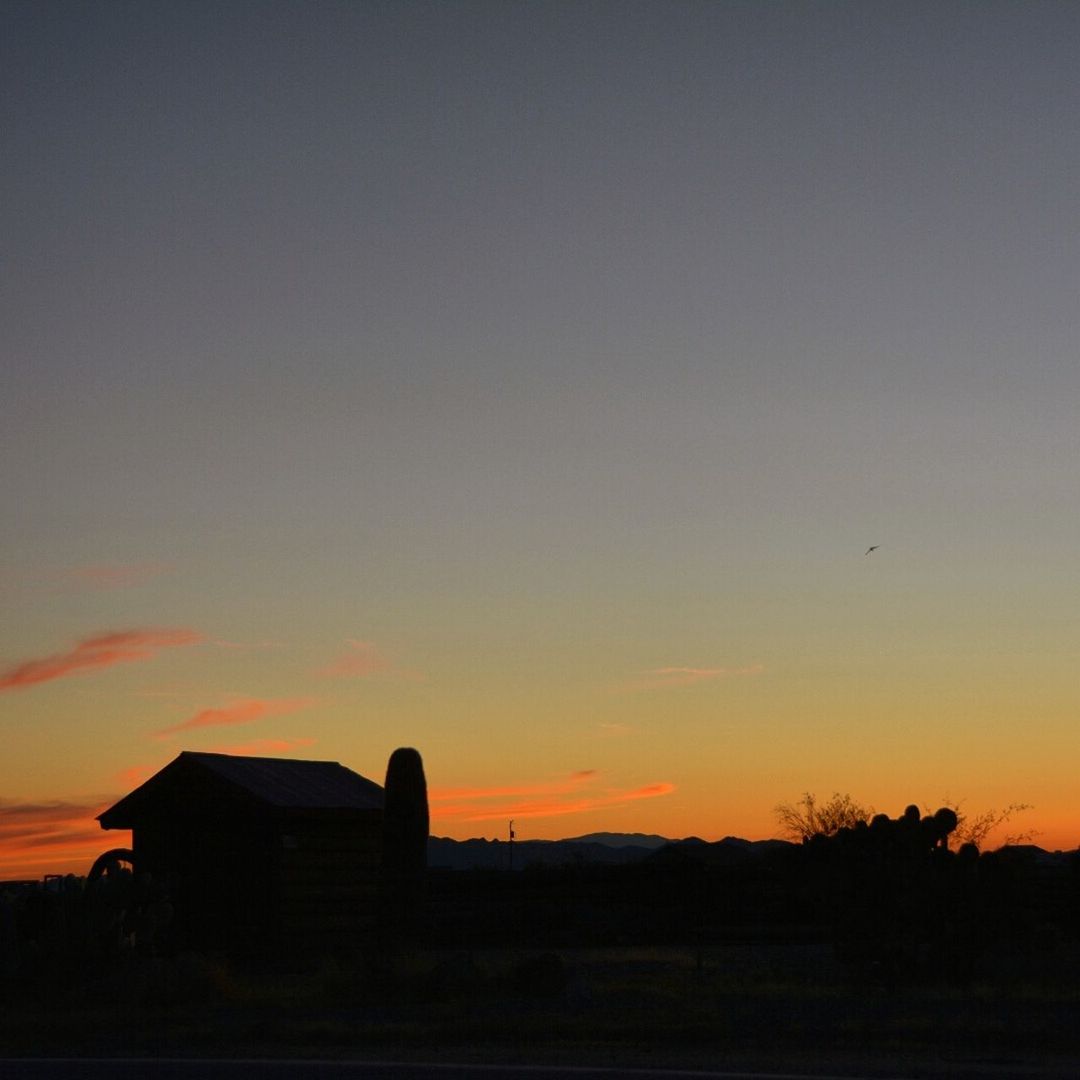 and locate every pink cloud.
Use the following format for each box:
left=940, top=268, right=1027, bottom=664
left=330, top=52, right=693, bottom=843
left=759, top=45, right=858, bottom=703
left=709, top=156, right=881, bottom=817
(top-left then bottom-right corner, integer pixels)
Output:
left=318, top=639, right=392, bottom=677
left=156, top=696, right=318, bottom=737
left=0, top=629, right=204, bottom=692
left=61, top=562, right=173, bottom=590
left=429, top=772, right=675, bottom=824
left=318, top=639, right=423, bottom=681
left=621, top=663, right=764, bottom=692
